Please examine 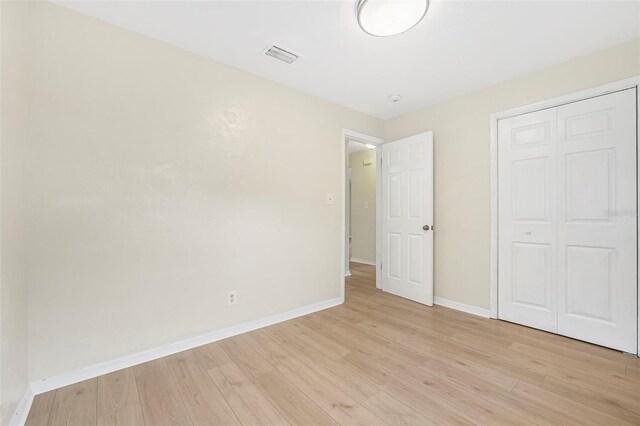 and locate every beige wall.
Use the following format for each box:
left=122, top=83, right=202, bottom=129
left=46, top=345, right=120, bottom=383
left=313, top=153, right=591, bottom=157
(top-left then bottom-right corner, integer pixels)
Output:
left=0, top=1, right=29, bottom=423
left=24, top=1, right=383, bottom=381
left=349, top=149, right=376, bottom=262
left=384, top=38, right=640, bottom=309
